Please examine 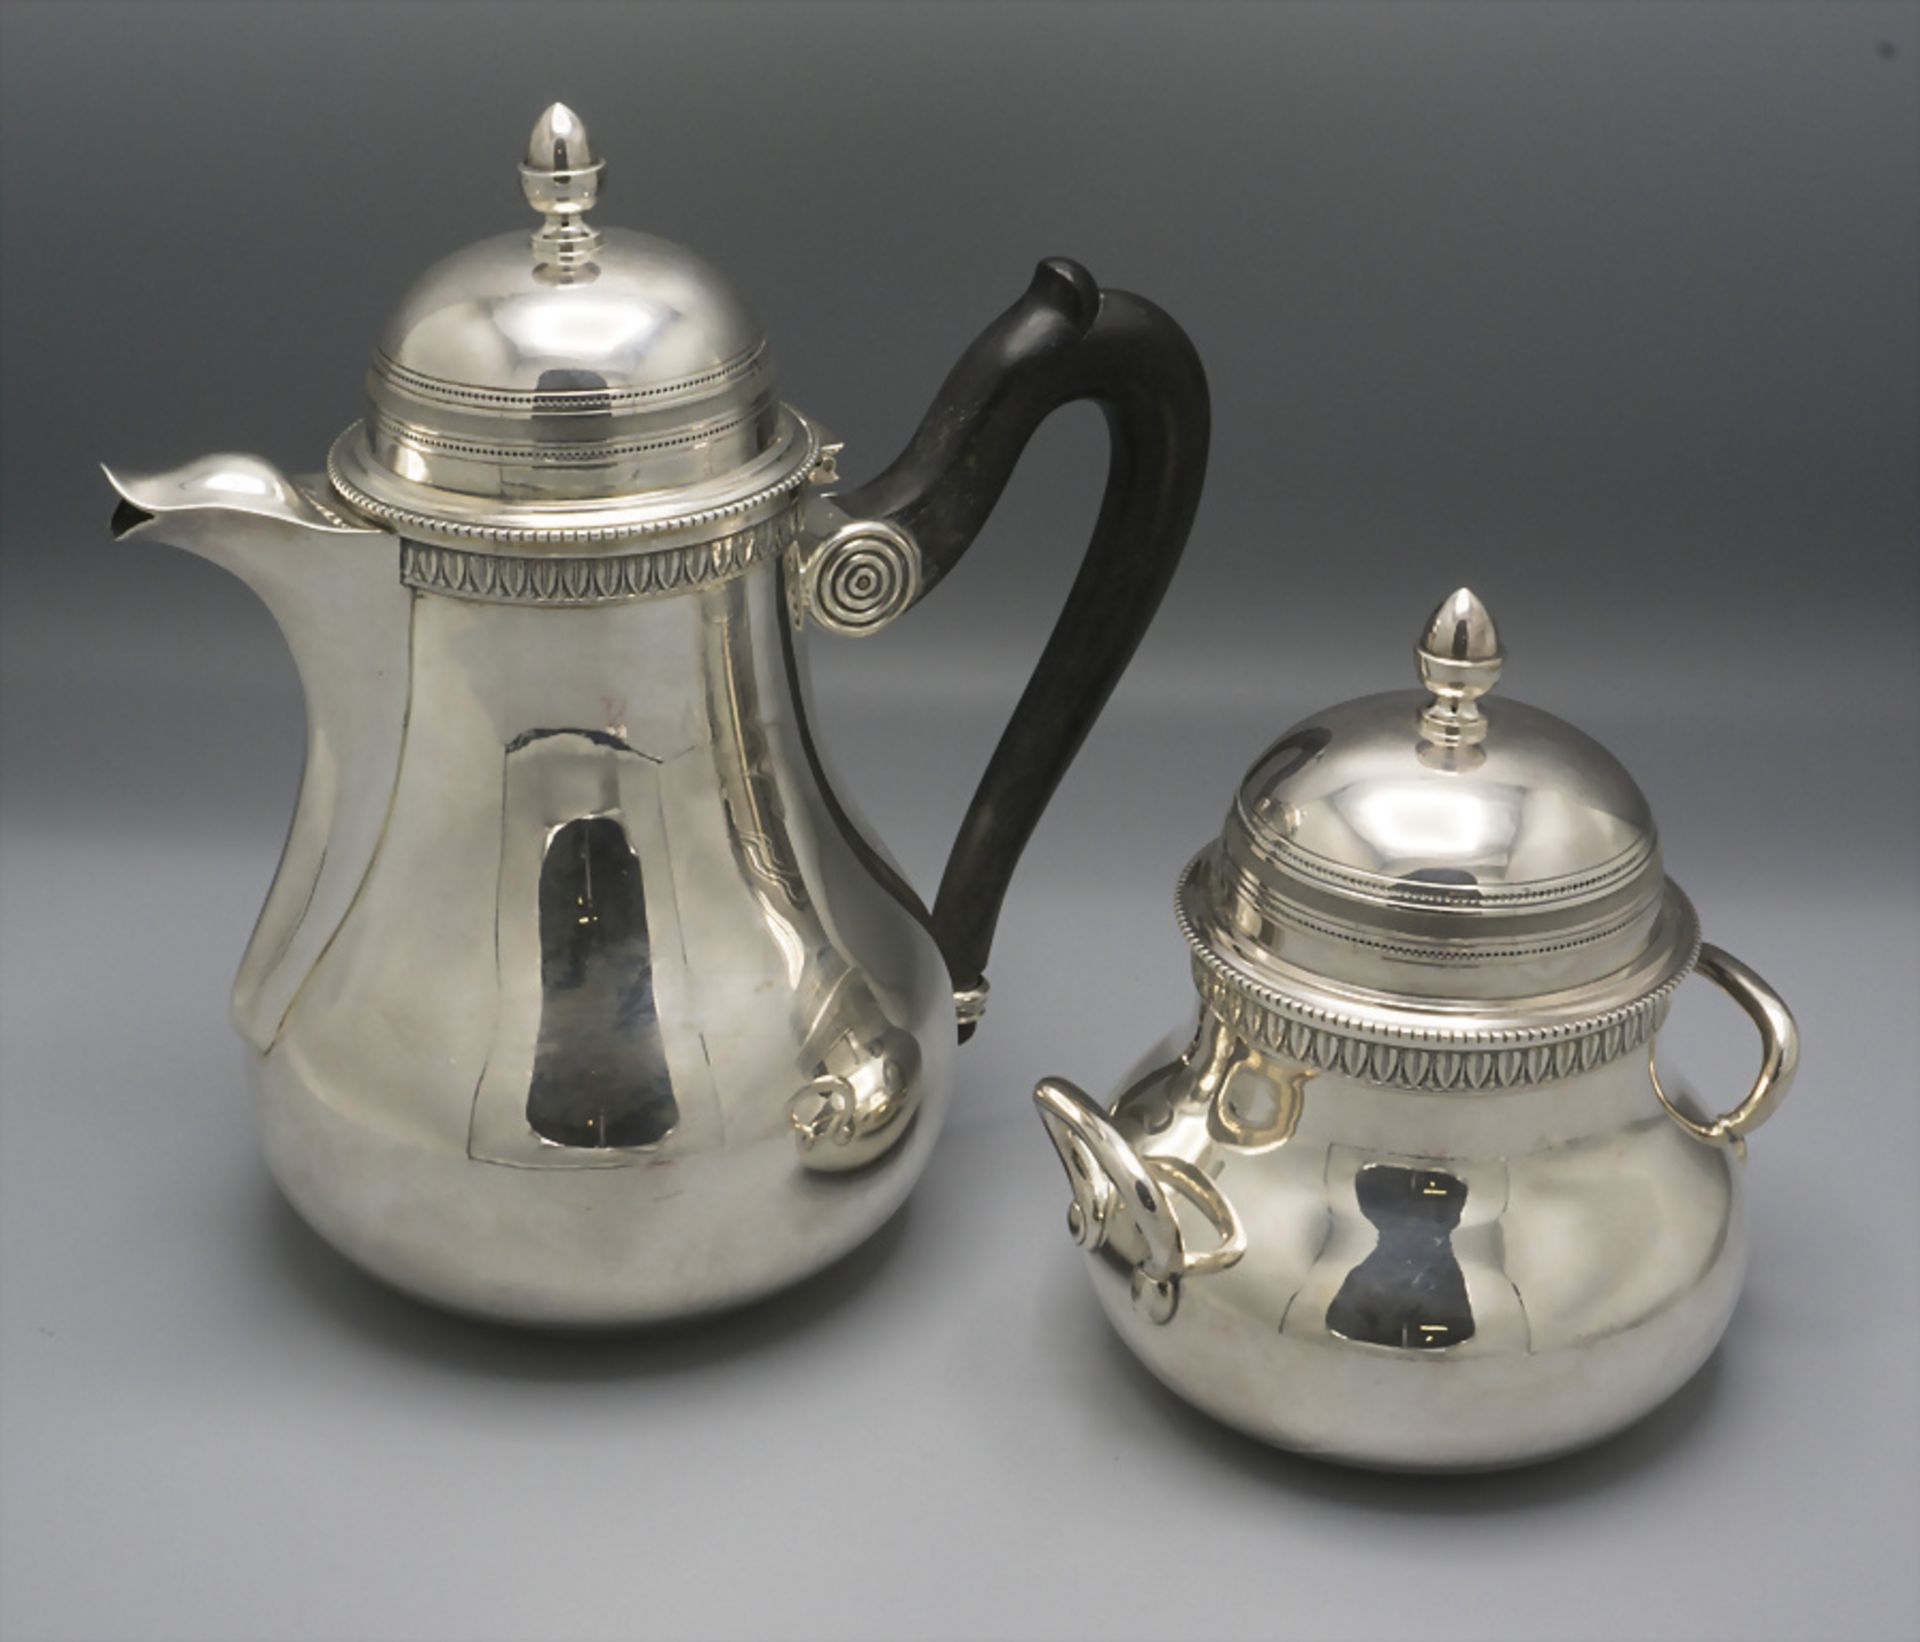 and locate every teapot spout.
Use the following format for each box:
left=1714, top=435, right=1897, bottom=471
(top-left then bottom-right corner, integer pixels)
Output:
left=102, top=453, right=410, bottom=1054
left=103, top=453, right=377, bottom=586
